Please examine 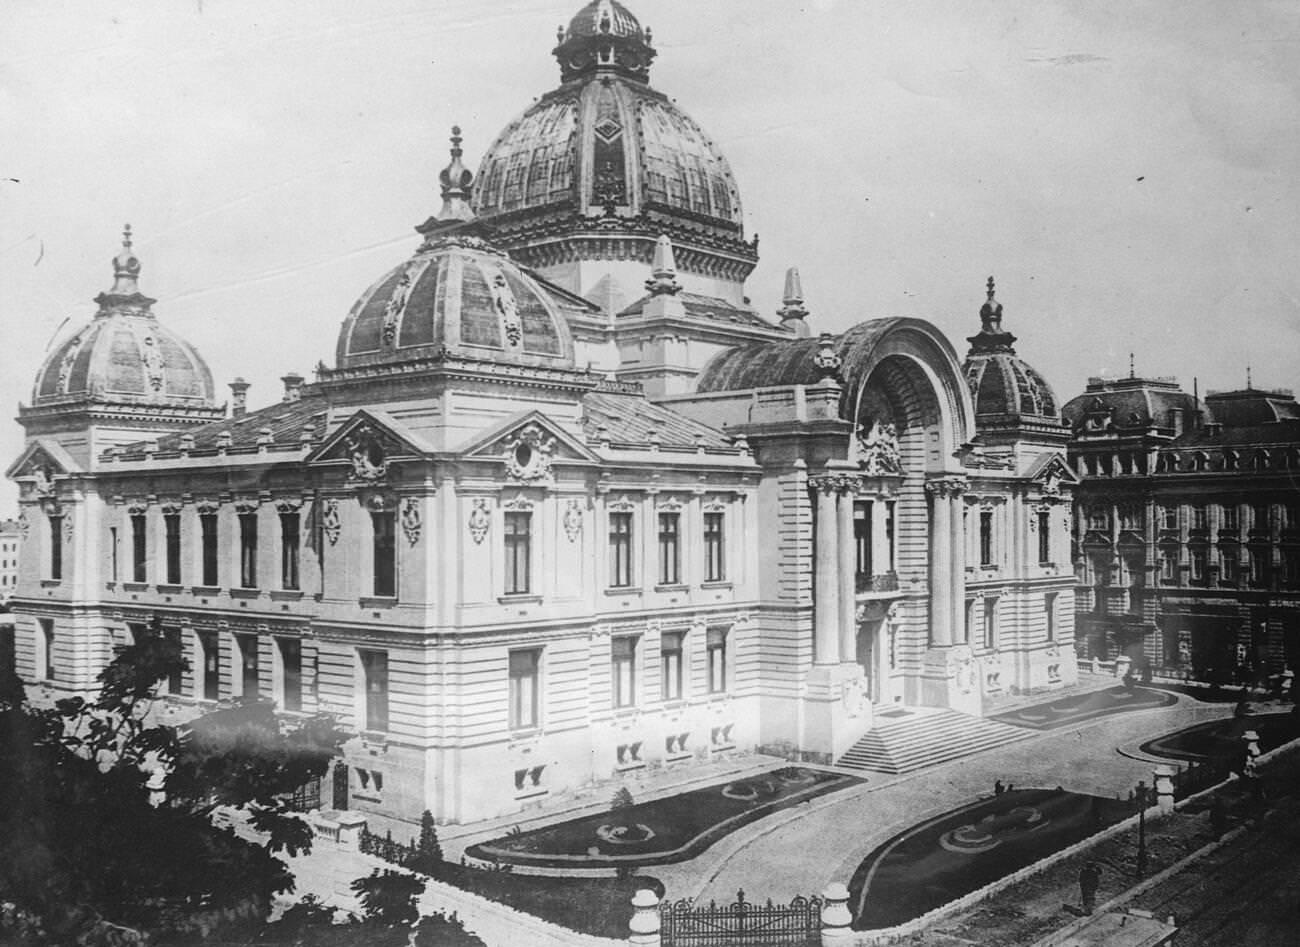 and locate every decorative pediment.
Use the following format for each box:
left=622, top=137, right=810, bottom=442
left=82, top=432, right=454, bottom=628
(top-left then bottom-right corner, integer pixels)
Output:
left=6, top=439, right=81, bottom=494
left=306, top=410, right=431, bottom=484
left=458, top=410, right=600, bottom=485
left=1026, top=453, right=1080, bottom=498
